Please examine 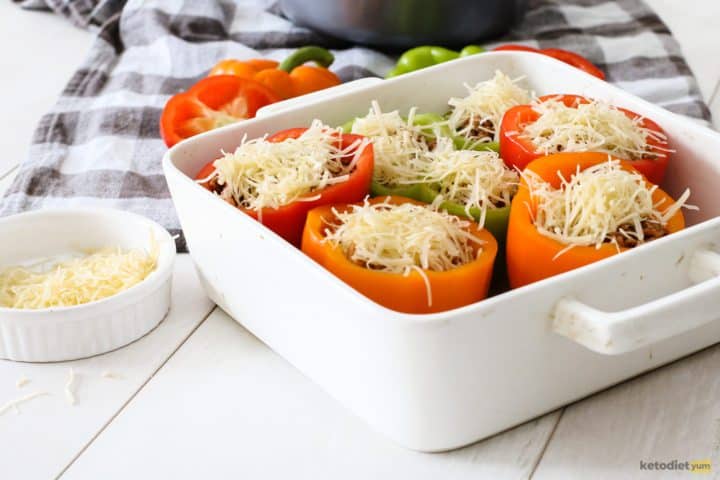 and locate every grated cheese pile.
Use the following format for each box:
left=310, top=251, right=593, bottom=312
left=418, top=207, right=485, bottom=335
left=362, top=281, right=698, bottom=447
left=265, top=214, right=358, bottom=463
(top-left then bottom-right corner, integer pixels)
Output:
left=524, top=159, right=691, bottom=254
left=386, top=138, right=519, bottom=223
left=211, top=120, right=368, bottom=211
left=520, top=98, right=668, bottom=159
left=324, top=199, right=484, bottom=306
left=447, top=71, right=531, bottom=143
left=0, top=245, right=158, bottom=310
left=350, top=102, right=435, bottom=183
left=352, top=102, right=518, bottom=222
